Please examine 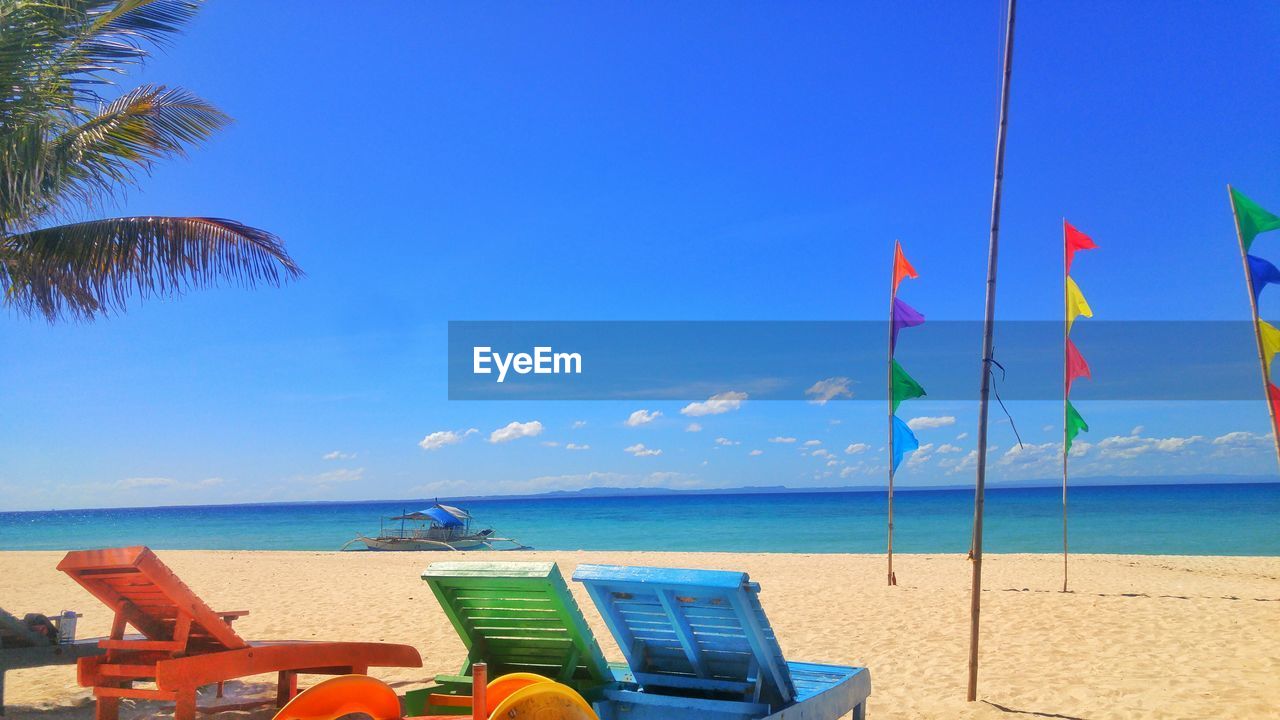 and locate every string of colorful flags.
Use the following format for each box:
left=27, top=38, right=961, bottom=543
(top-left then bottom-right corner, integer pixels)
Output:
left=886, top=241, right=925, bottom=586
left=1062, top=221, right=1096, bottom=592
left=1229, top=186, right=1280, bottom=468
